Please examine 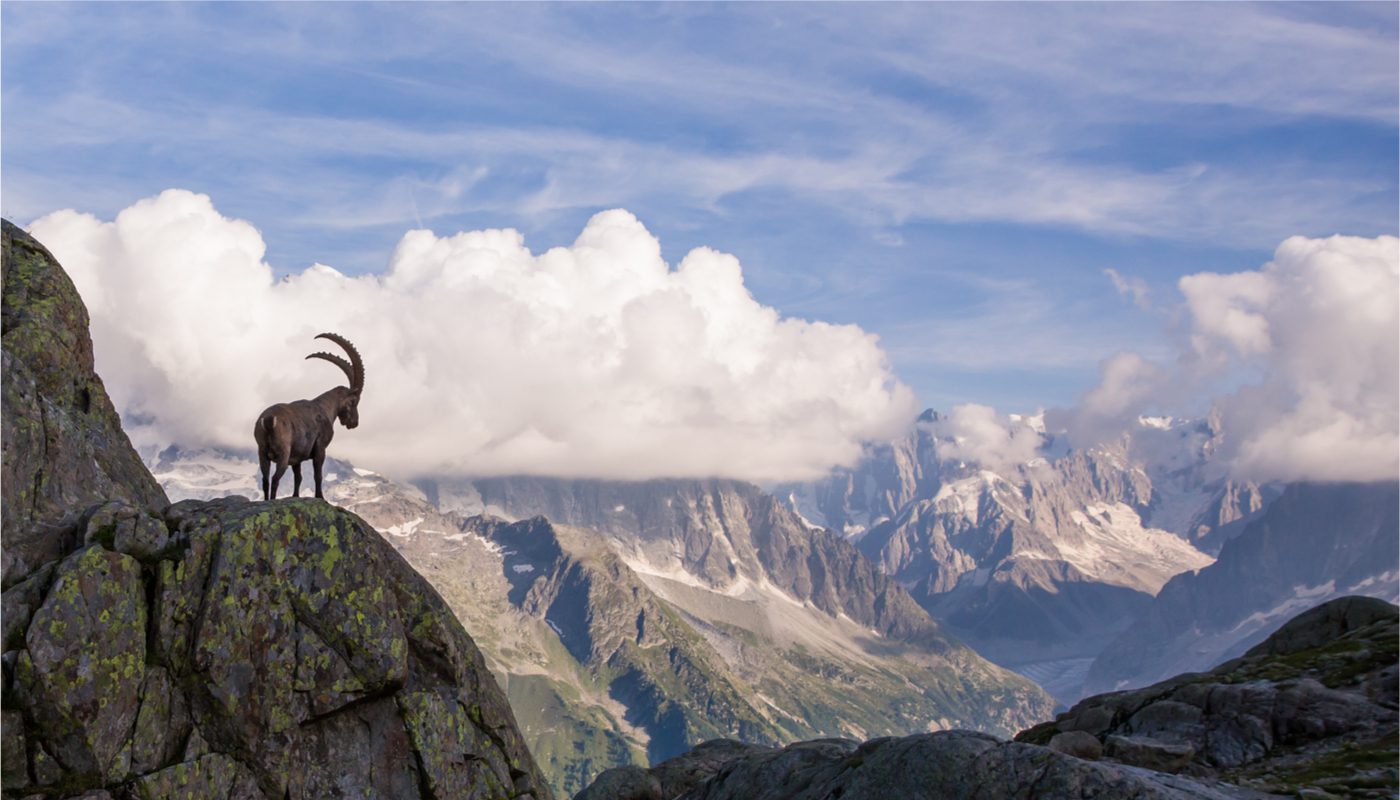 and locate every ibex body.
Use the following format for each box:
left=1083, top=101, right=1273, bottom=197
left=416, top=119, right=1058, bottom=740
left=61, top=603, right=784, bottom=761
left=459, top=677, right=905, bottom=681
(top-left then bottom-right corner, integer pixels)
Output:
left=255, top=333, right=364, bottom=500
